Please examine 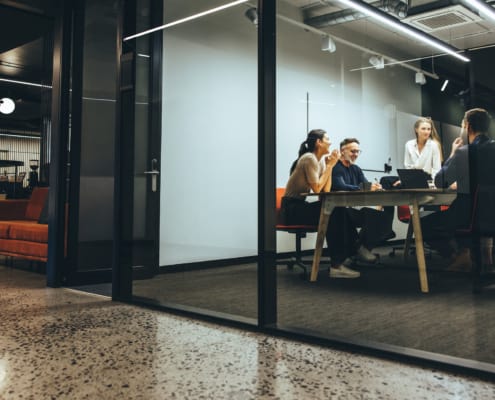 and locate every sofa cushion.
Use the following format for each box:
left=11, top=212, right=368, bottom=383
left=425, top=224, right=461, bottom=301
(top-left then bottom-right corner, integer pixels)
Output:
left=0, top=221, right=10, bottom=239
left=8, top=221, right=48, bottom=243
left=25, top=187, right=49, bottom=221
left=0, top=238, right=47, bottom=260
